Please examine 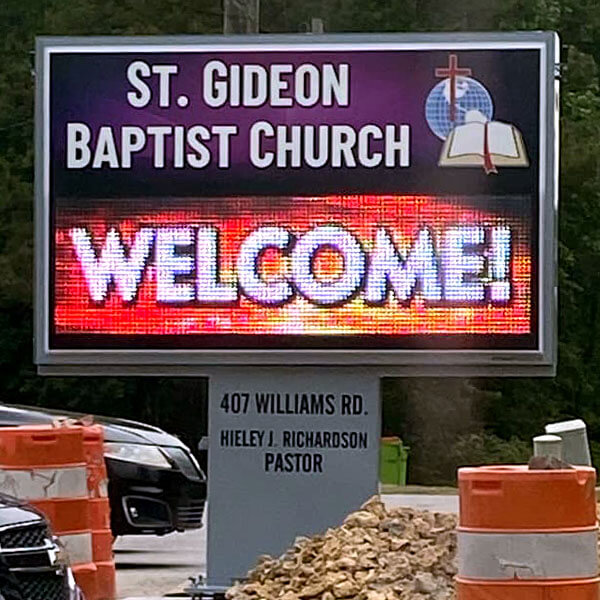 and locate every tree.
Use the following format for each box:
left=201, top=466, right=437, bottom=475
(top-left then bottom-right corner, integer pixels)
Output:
left=1, top=0, right=599, bottom=482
